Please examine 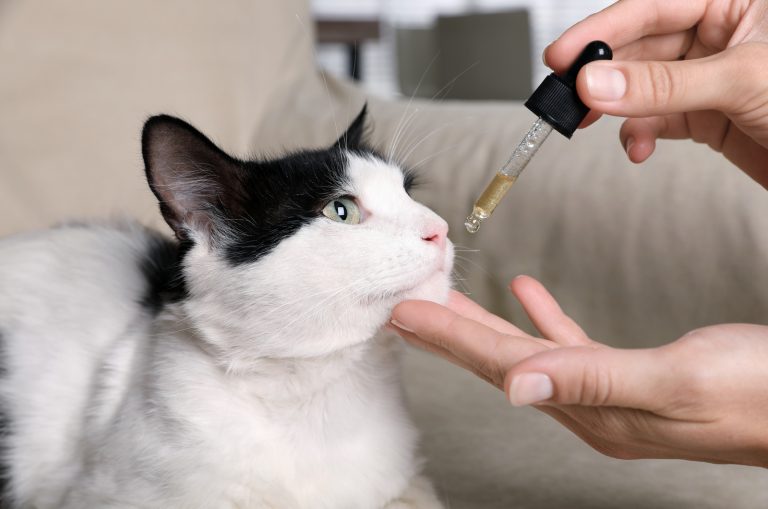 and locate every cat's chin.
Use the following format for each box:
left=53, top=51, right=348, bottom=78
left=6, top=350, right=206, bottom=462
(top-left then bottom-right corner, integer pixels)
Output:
left=396, top=243, right=454, bottom=306
left=399, top=268, right=452, bottom=306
